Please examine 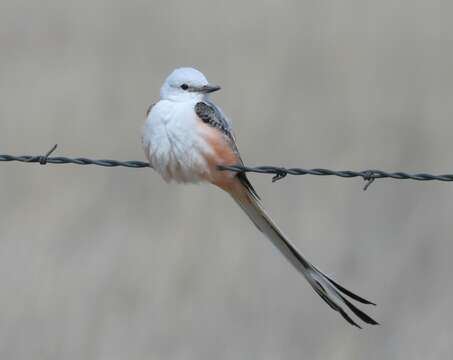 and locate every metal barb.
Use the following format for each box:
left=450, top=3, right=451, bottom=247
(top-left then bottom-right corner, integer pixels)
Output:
left=362, top=170, right=376, bottom=191
left=39, top=144, right=58, bottom=165
left=272, top=168, right=288, bottom=182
